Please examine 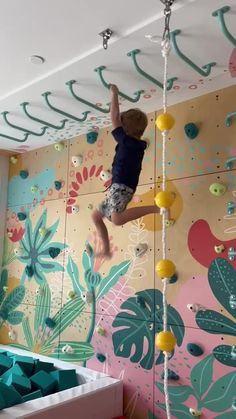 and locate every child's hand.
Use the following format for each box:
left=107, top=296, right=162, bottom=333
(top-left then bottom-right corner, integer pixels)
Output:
left=110, top=84, right=119, bottom=95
